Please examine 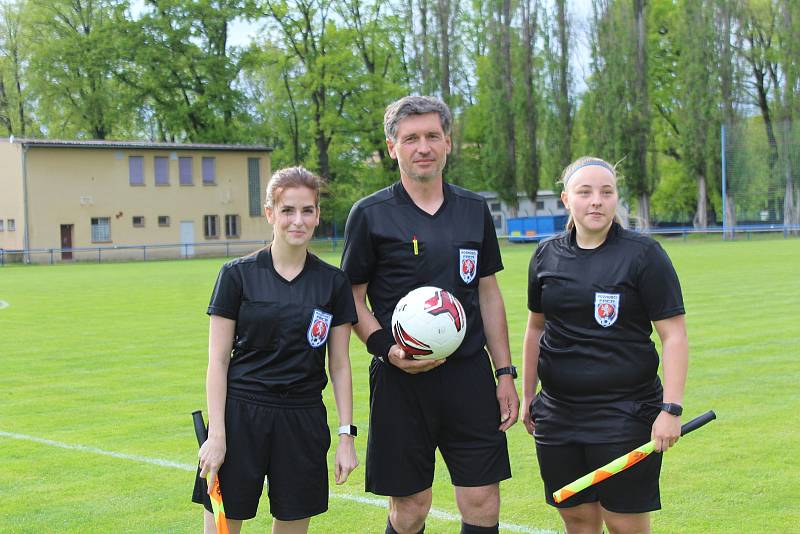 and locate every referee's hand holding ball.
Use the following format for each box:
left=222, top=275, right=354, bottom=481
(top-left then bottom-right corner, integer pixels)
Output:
left=387, top=344, right=446, bottom=374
